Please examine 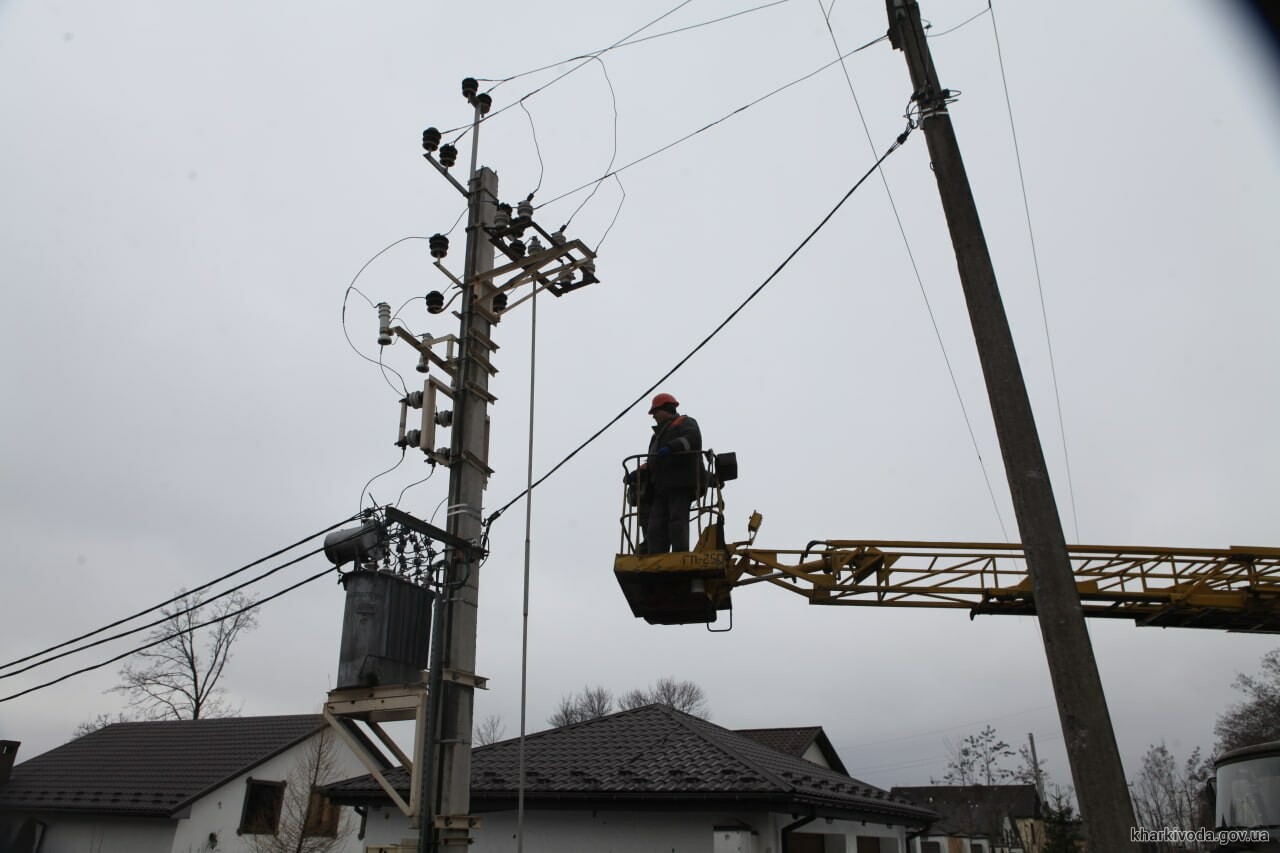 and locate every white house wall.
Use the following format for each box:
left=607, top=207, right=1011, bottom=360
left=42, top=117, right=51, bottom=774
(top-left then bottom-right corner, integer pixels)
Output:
left=359, top=806, right=910, bottom=853
left=170, top=733, right=370, bottom=853
left=11, top=812, right=176, bottom=853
